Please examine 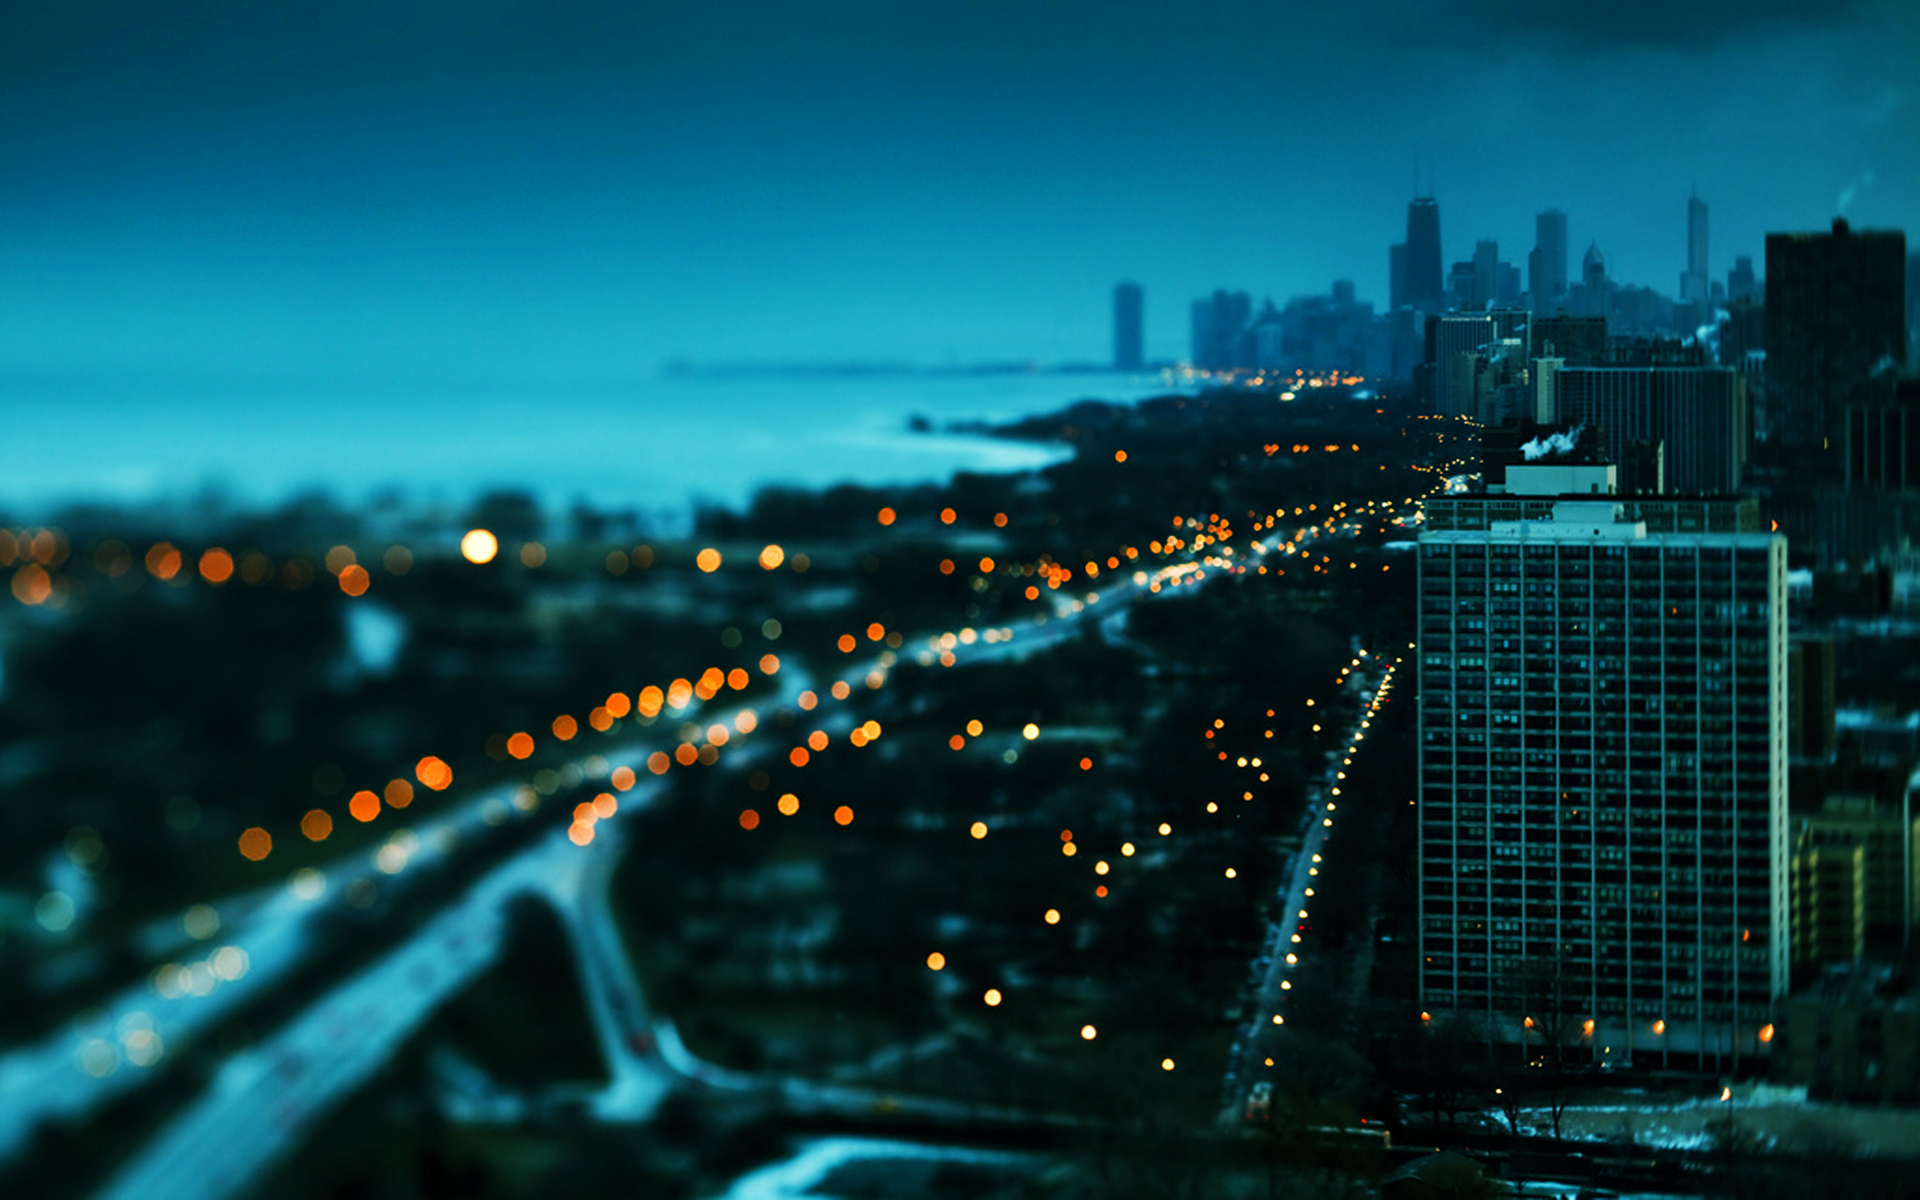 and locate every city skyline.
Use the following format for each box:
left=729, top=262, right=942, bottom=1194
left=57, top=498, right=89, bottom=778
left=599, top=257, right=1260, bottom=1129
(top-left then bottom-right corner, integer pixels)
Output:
left=3, top=1, right=1916, bottom=380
